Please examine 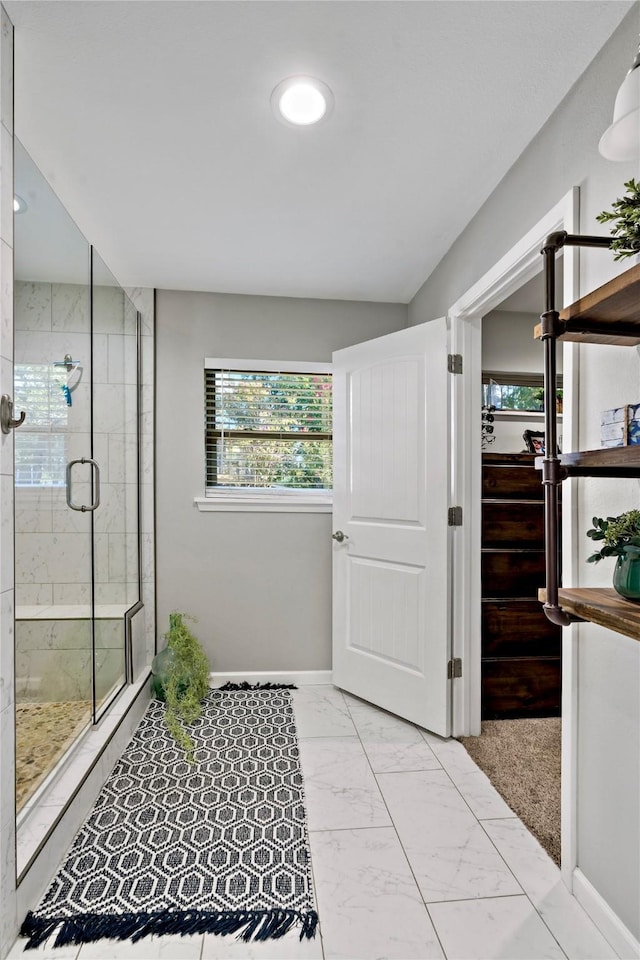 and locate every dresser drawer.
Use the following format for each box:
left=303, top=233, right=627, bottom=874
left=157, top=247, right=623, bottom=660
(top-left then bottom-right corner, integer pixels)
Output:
left=482, top=500, right=546, bottom=547
left=481, top=657, right=561, bottom=719
left=482, top=550, right=545, bottom=598
left=482, top=464, right=543, bottom=499
left=482, top=600, right=561, bottom=658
